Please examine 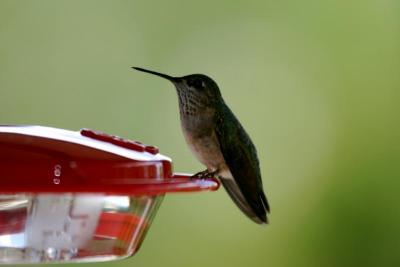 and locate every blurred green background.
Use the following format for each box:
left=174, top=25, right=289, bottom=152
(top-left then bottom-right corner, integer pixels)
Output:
left=0, top=0, right=399, bottom=266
